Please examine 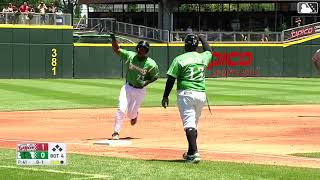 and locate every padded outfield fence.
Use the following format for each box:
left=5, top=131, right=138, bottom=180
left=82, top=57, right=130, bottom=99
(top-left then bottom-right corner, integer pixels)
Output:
left=0, top=25, right=73, bottom=78
left=0, top=24, right=320, bottom=79
left=73, top=41, right=320, bottom=78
